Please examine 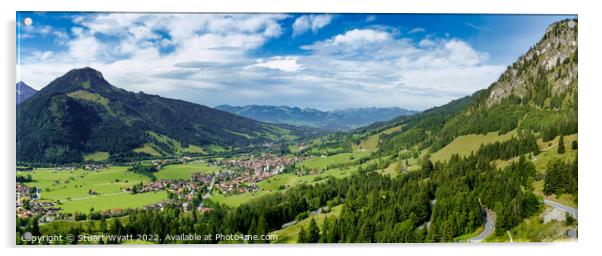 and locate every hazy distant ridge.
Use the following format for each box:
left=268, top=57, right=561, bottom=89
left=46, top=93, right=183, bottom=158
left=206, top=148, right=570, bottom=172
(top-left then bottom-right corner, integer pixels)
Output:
left=216, top=105, right=418, bottom=130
